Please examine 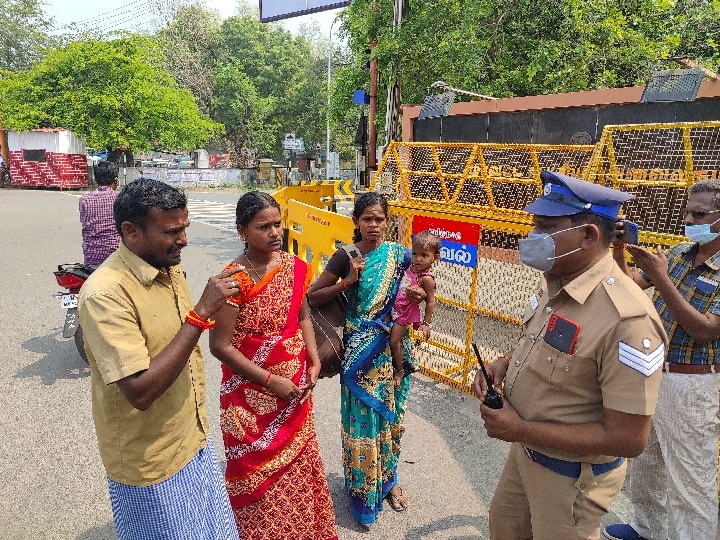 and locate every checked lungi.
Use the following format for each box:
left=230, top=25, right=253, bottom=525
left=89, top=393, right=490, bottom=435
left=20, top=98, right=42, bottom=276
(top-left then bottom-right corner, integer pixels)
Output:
left=107, top=440, right=239, bottom=540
